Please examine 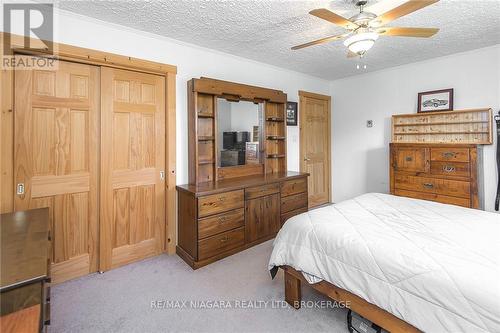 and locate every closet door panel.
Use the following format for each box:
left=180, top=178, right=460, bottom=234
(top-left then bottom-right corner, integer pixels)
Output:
left=14, top=56, right=99, bottom=284
left=100, top=67, right=165, bottom=271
